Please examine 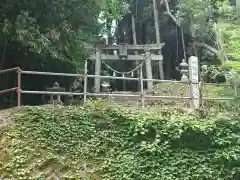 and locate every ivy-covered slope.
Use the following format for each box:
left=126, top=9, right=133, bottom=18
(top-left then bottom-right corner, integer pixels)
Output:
left=1, top=103, right=240, bottom=179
